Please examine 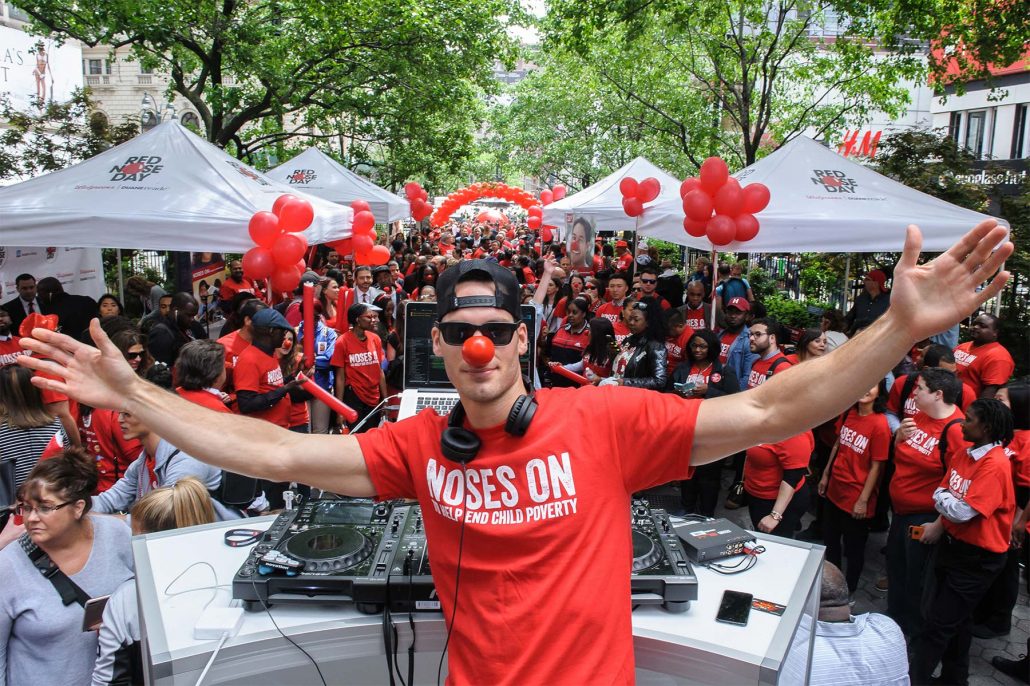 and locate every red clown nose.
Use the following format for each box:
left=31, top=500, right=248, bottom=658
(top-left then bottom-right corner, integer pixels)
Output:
left=462, top=335, right=494, bottom=367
